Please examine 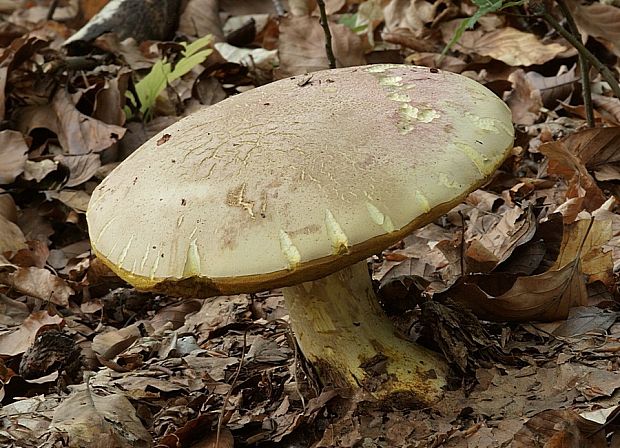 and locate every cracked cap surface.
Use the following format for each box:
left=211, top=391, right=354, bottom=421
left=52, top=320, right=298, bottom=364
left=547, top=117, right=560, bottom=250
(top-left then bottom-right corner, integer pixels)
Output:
left=87, top=64, right=514, bottom=297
